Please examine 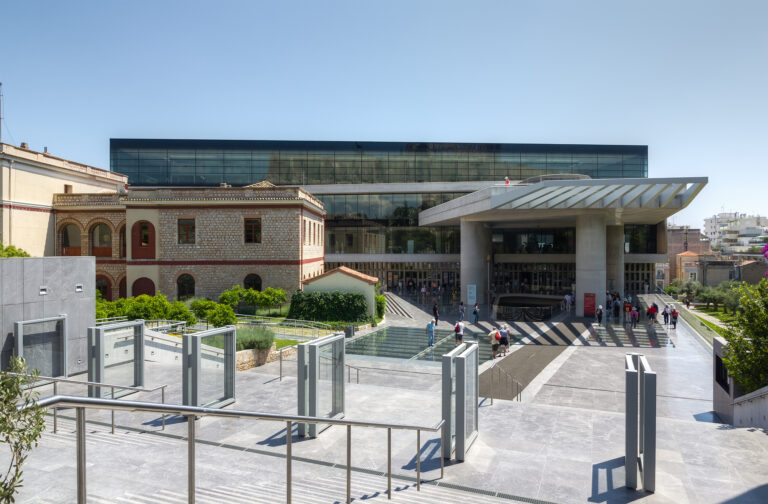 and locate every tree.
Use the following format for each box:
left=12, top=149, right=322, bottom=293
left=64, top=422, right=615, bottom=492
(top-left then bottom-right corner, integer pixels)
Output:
left=697, top=287, right=715, bottom=309
left=218, top=285, right=245, bottom=310
left=722, top=279, right=768, bottom=393
left=1, top=357, right=46, bottom=501
left=205, top=304, right=237, bottom=327
left=0, top=243, right=30, bottom=257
